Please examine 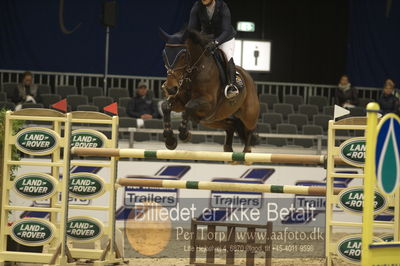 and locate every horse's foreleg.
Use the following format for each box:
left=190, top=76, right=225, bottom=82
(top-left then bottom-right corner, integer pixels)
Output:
left=178, top=112, right=191, bottom=143
left=161, top=100, right=177, bottom=150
